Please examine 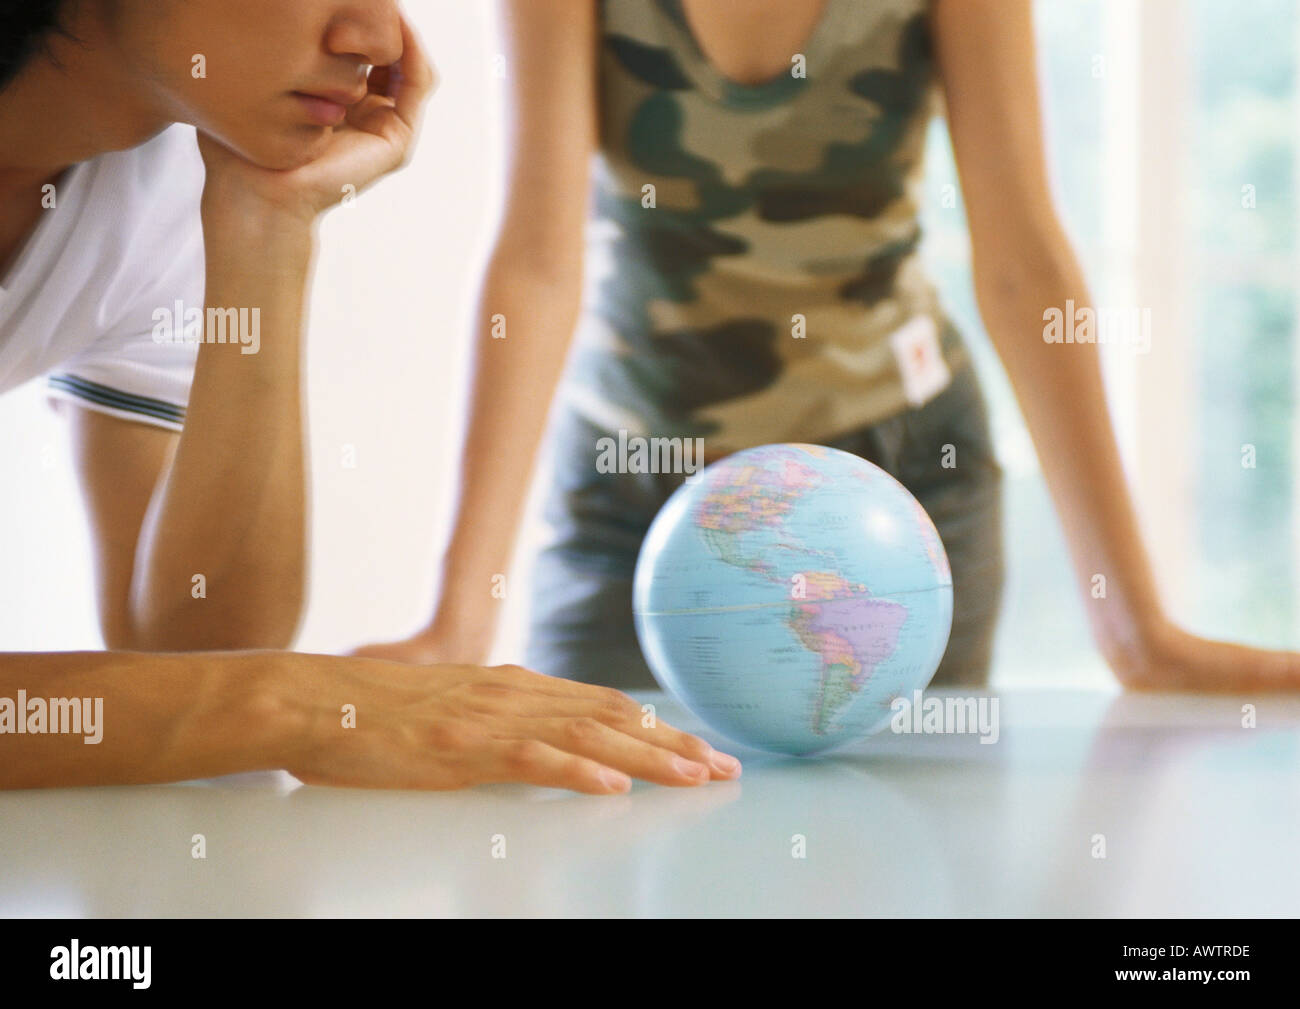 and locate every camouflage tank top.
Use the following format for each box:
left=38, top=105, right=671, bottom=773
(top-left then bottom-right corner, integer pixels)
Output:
left=560, top=0, right=969, bottom=452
